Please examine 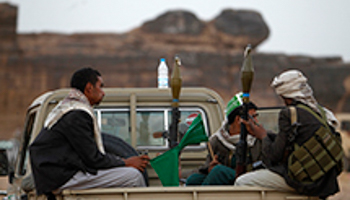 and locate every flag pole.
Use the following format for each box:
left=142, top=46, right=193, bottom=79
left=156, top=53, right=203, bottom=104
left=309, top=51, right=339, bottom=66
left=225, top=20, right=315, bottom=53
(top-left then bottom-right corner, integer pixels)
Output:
left=207, top=142, right=216, bottom=161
